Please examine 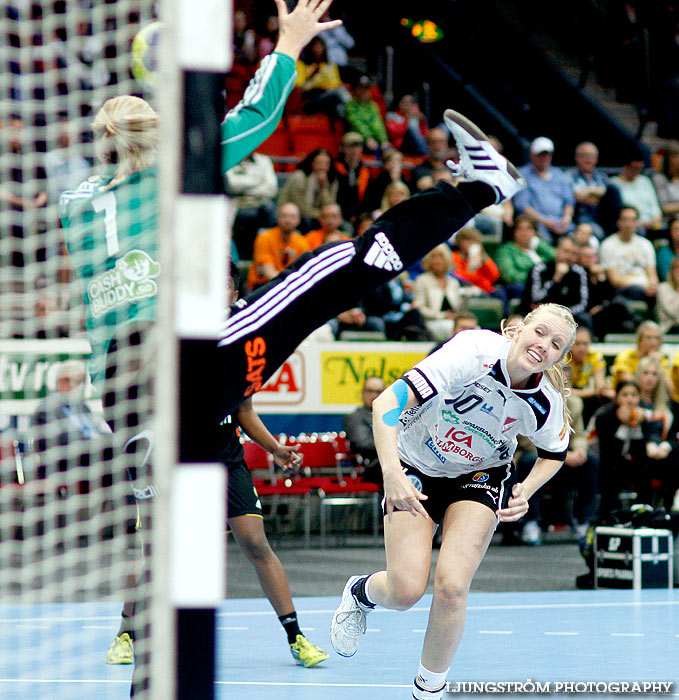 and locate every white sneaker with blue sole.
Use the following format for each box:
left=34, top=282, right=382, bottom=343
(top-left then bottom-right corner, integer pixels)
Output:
left=443, top=108, right=526, bottom=204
